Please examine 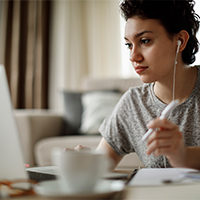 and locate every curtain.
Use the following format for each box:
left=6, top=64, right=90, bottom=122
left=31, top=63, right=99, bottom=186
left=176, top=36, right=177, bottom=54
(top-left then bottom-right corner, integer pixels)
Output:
left=49, top=0, right=122, bottom=110
left=0, top=0, right=50, bottom=109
